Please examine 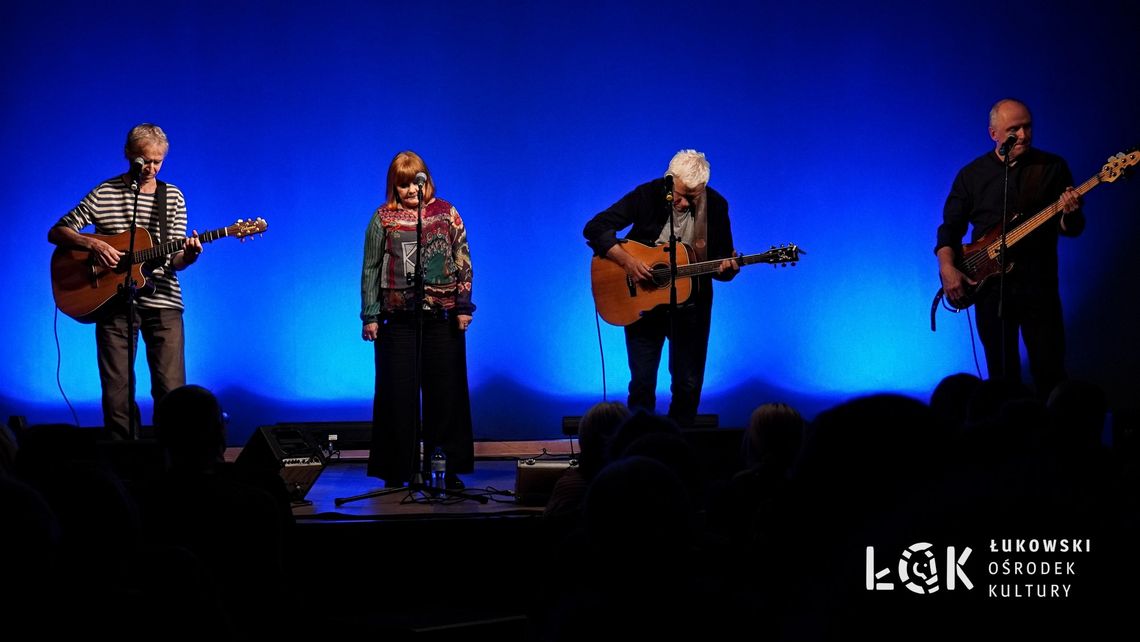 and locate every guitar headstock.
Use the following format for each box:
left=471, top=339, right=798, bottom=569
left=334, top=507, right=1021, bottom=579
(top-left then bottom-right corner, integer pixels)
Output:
left=228, top=217, right=269, bottom=240
left=1099, top=149, right=1140, bottom=184
left=761, top=244, right=802, bottom=267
